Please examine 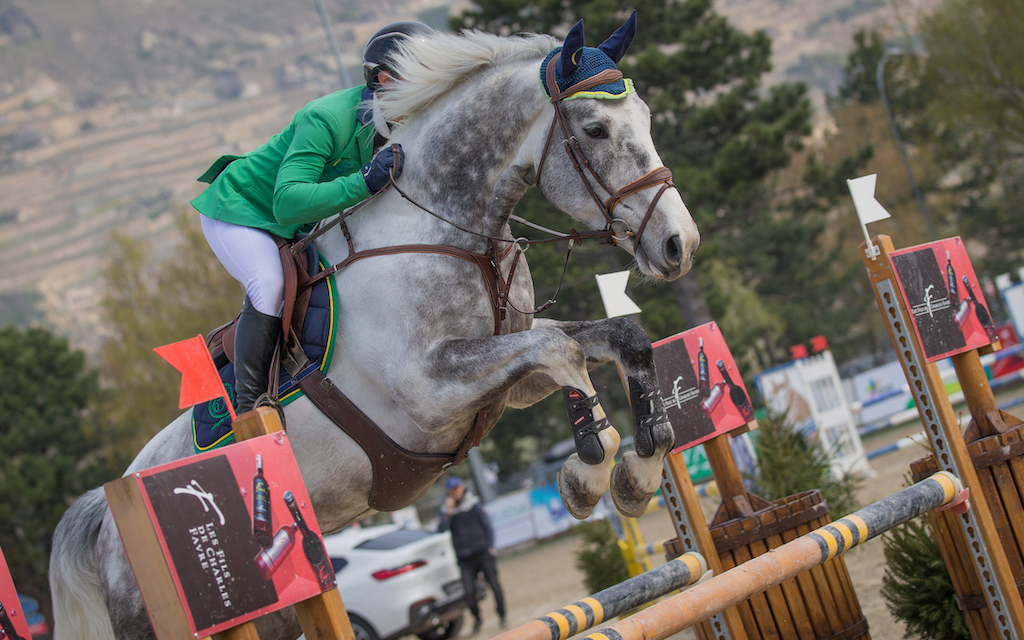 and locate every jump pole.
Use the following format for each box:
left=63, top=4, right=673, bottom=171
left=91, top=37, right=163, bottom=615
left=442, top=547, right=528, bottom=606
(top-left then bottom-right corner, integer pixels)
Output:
left=577, top=472, right=964, bottom=640
left=490, top=552, right=706, bottom=640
